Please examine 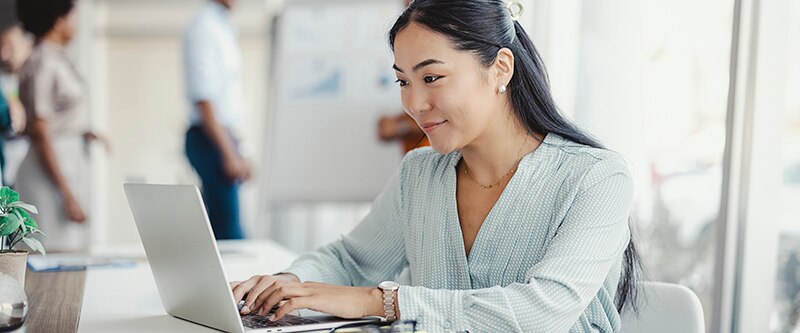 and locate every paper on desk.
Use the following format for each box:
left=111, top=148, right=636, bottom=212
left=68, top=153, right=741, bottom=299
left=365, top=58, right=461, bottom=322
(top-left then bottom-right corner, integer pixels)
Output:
left=27, top=254, right=136, bottom=272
